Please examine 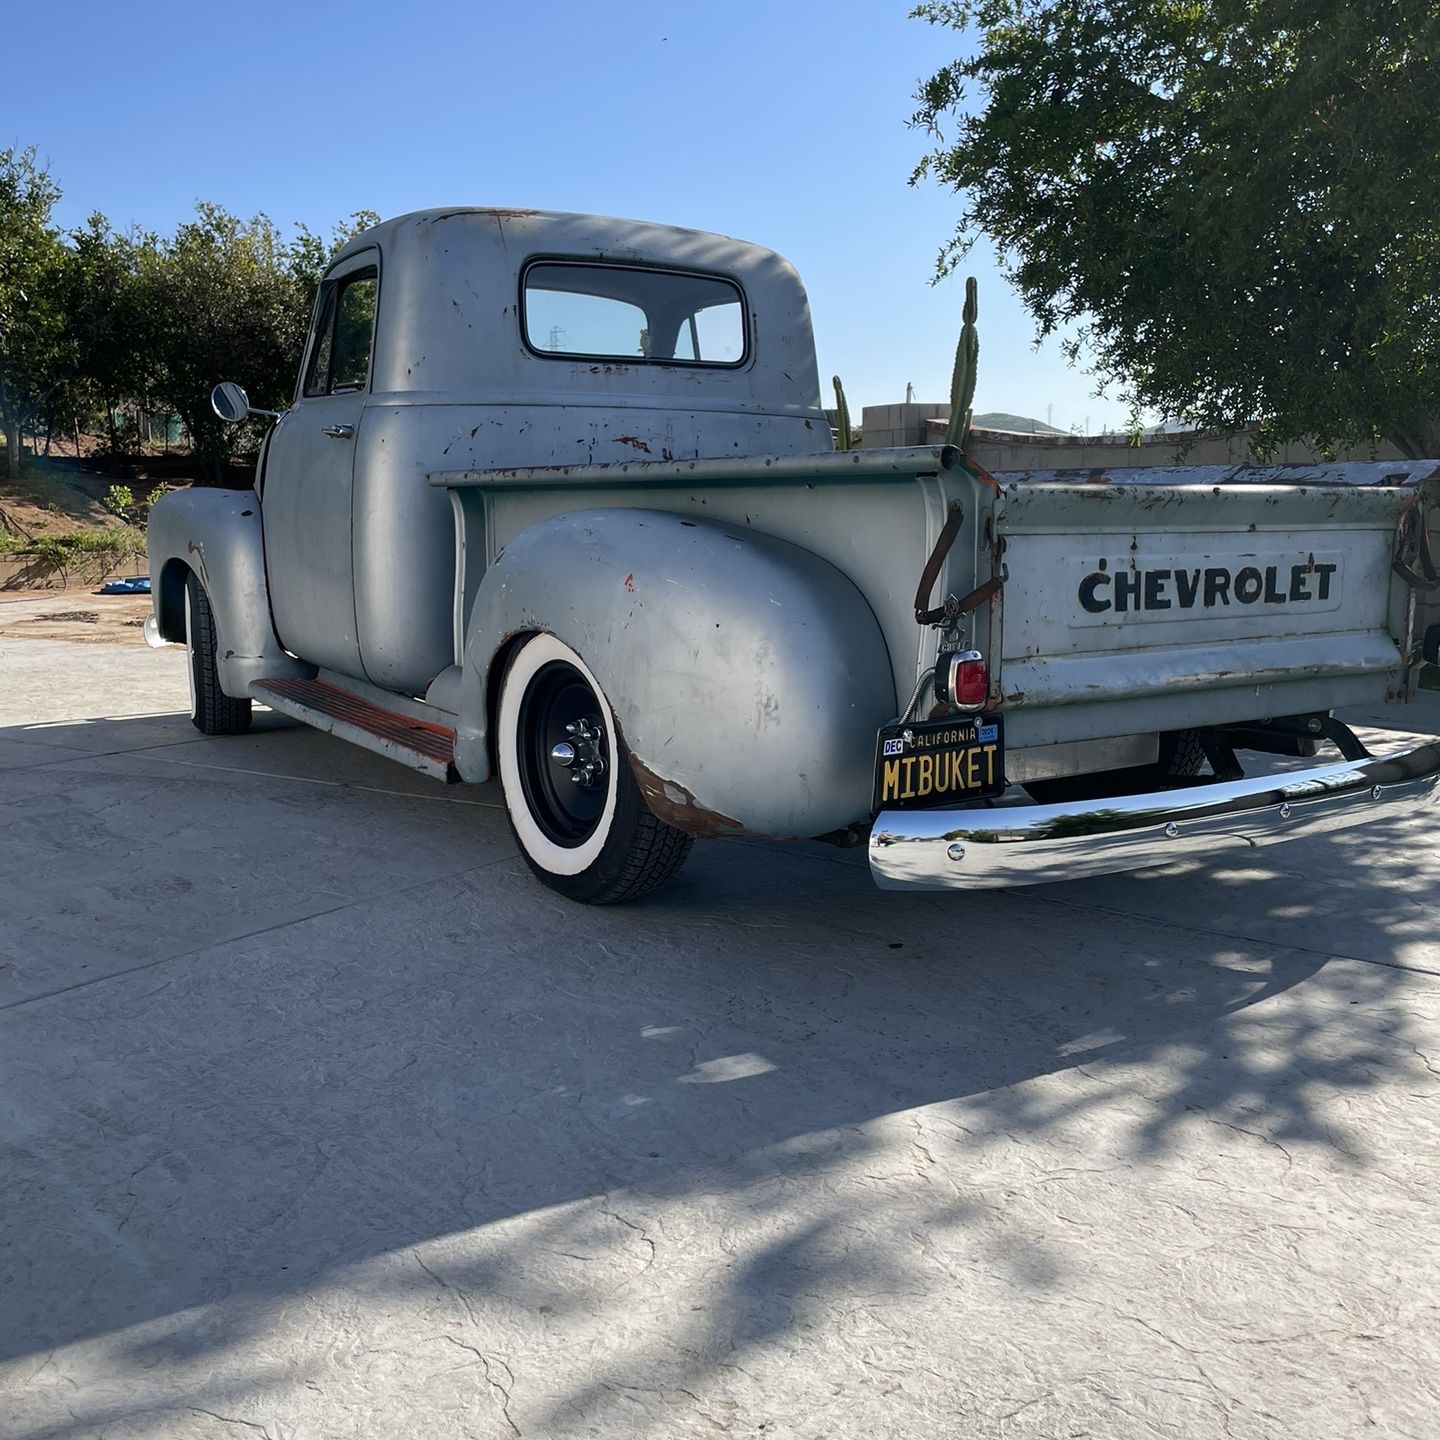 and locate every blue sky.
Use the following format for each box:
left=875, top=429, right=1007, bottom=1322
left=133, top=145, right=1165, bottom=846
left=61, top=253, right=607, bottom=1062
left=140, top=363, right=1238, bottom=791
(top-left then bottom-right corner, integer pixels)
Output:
left=6, top=0, right=1122, bottom=431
